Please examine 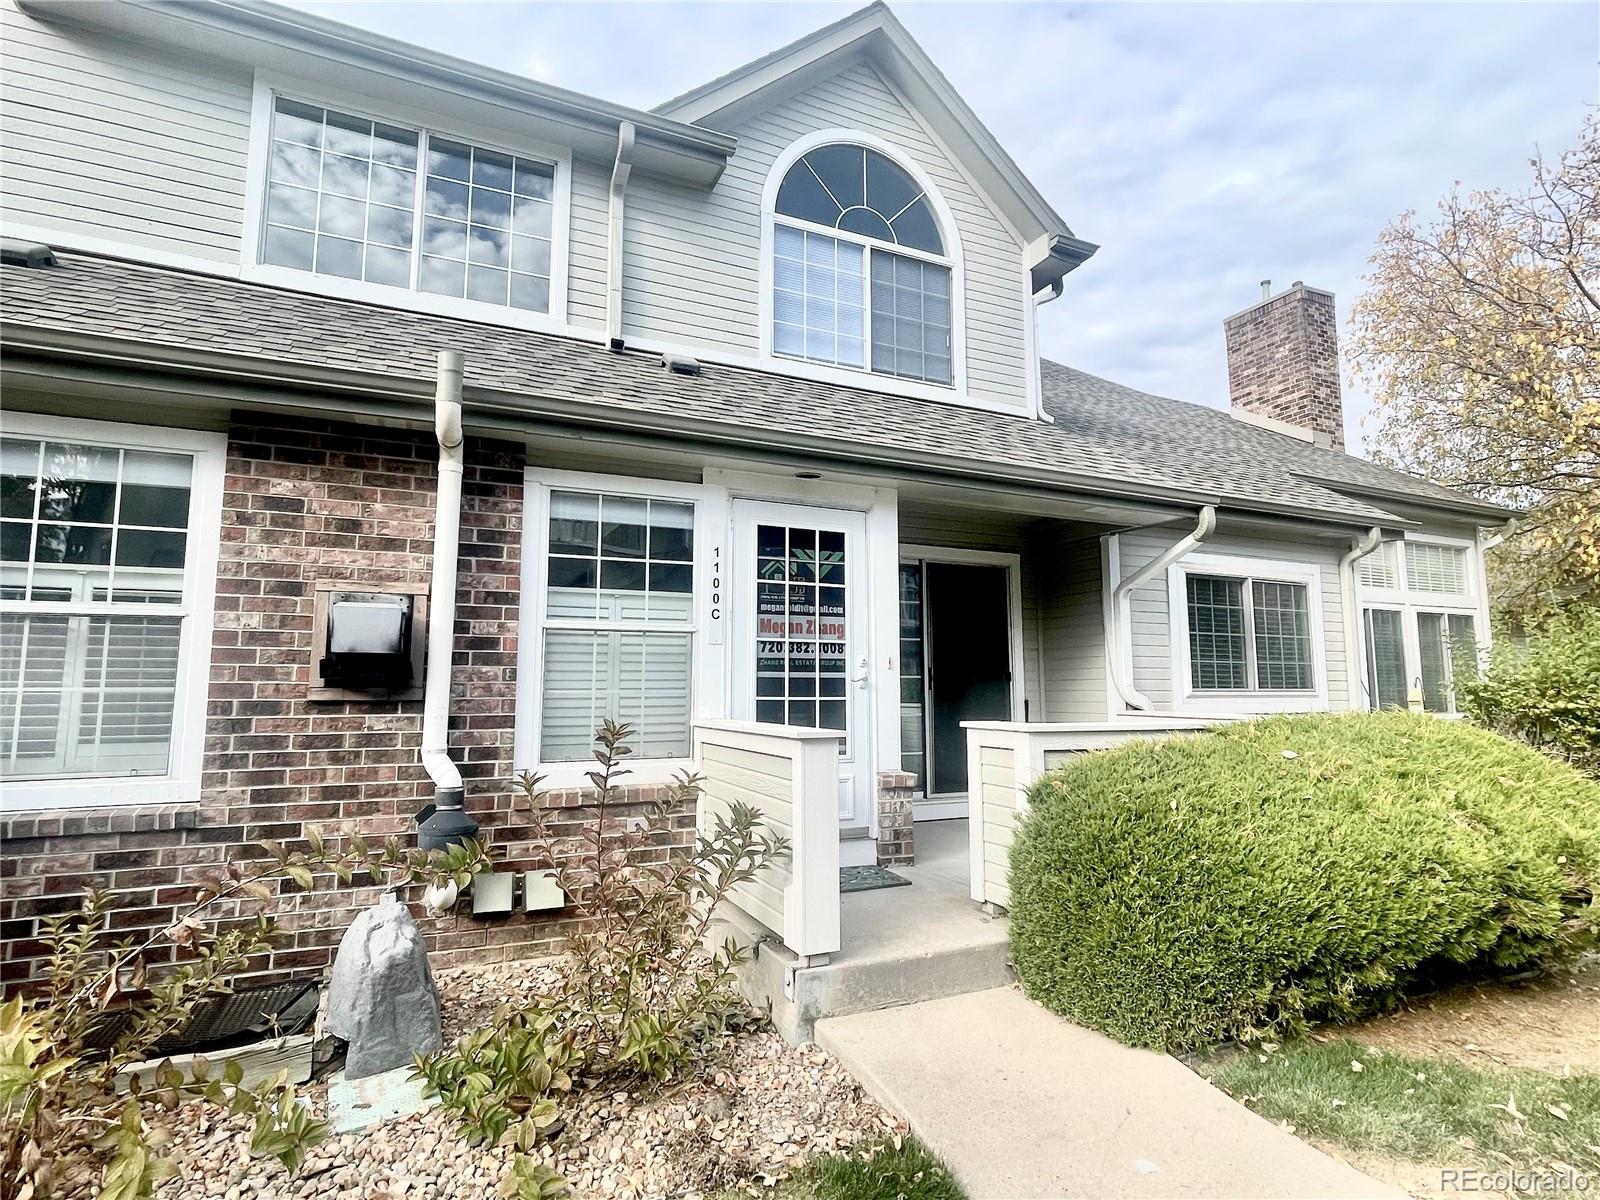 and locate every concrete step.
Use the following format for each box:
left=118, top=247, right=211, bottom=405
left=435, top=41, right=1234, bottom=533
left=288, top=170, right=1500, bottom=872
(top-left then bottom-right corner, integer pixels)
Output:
left=795, top=917, right=1013, bottom=1023
left=716, top=874, right=1013, bottom=1043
